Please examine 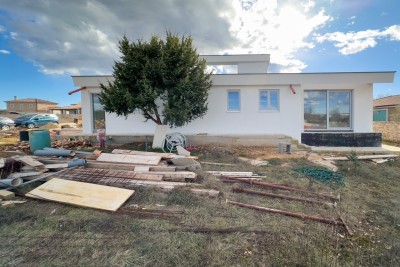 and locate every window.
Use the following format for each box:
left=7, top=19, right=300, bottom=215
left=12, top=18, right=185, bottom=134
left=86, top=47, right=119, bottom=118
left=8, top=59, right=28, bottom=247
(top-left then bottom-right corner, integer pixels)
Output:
left=10, top=104, right=14, bottom=108
left=227, top=90, right=240, bottom=112
left=92, top=94, right=105, bottom=131
left=304, top=90, right=351, bottom=130
left=373, top=109, right=387, bottom=122
left=29, top=104, right=33, bottom=109
left=19, top=104, right=24, bottom=110
left=259, top=90, right=279, bottom=111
